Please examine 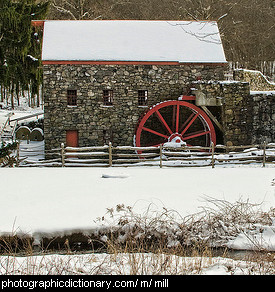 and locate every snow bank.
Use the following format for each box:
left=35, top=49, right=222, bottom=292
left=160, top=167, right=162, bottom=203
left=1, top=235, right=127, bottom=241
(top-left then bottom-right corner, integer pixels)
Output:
left=0, top=167, right=274, bottom=251
left=227, top=224, right=275, bottom=251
